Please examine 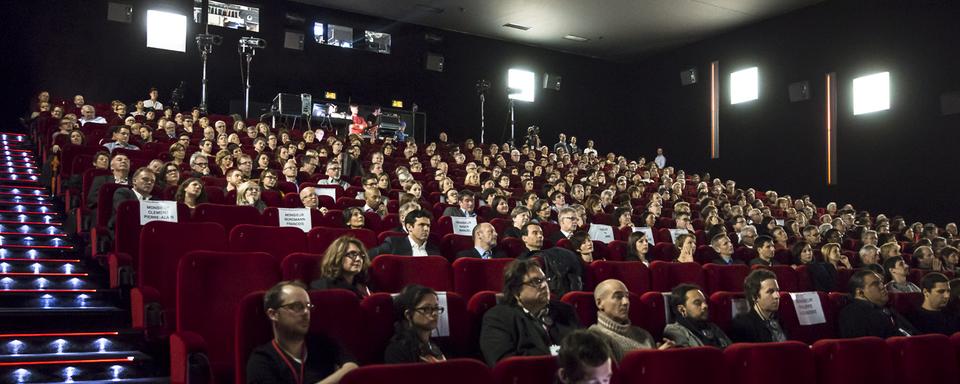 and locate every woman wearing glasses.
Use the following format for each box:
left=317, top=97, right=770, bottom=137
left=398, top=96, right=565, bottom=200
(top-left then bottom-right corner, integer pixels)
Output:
left=384, top=284, right=447, bottom=364
left=310, top=236, right=371, bottom=299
